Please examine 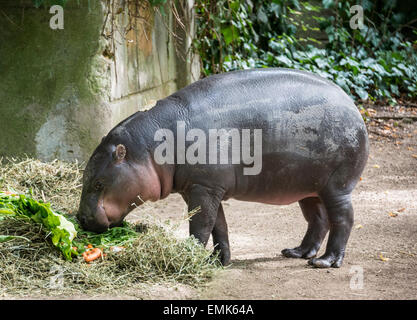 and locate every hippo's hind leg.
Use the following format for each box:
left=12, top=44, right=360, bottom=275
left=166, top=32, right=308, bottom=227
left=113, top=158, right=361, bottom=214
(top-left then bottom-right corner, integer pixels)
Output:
left=282, top=197, right=329, bottom=259
left=308, top=123, right=367, bottom=268
left=308, top=165, right=358, bottom=268
left=308, top=191, right=353, bottom=268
